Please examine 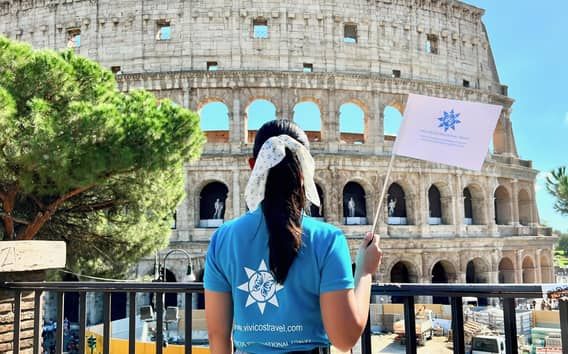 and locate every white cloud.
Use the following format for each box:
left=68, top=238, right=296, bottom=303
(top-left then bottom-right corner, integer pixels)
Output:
left=565, top=112, right=568, bottom=125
